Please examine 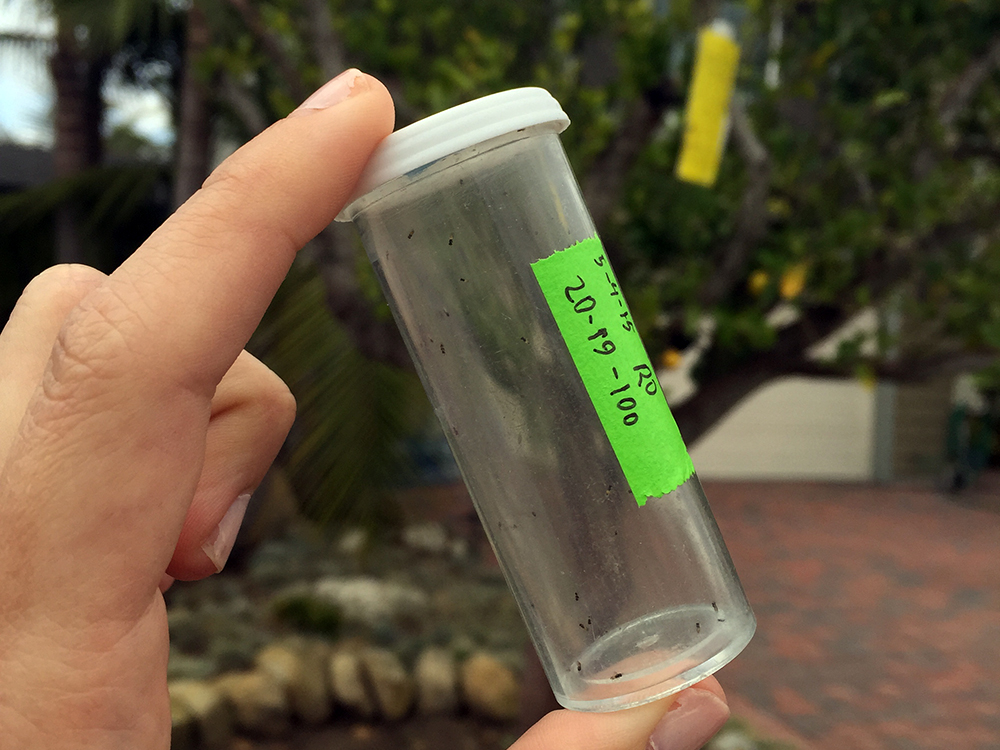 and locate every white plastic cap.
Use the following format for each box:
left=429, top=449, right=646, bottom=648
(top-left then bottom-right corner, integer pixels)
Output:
left=337, top=87, right=570, bottom=221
